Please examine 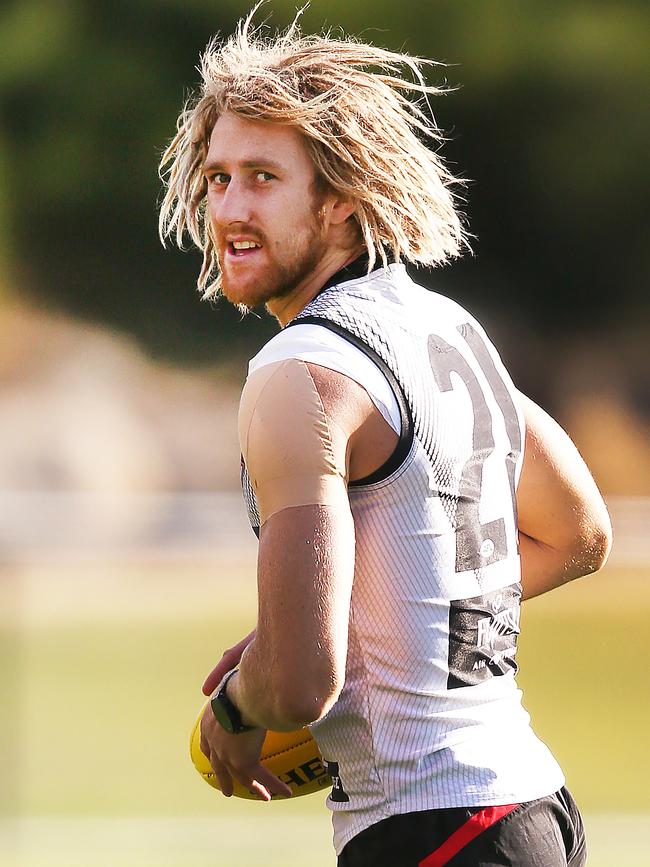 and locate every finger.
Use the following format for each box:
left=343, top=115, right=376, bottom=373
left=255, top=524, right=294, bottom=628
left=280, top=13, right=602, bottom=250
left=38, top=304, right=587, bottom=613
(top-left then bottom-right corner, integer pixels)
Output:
left=247, top=779, right=273, bottom=802
left=210, top=755, right=234, bottom=798
left=227, top=765, right=273, bottom=802
left=199, top=707, right=216, bottom=758
left=202, top=630, right=256, bottom=694
left=231, top=763, right=293, bottom=800
left=254, top=765, right=293, bottom=799
left=202, top=630, right=256, bottom=695
left=202, top=661, right=233, bottom=697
